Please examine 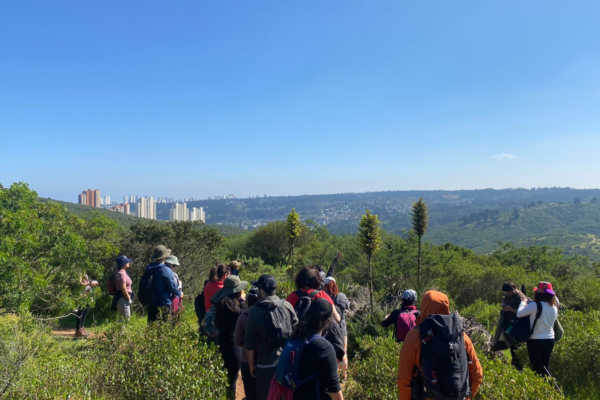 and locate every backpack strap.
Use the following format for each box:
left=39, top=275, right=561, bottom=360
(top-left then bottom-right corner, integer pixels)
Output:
left=307, top=290, right=319, bottom=299
left=296, top=290, right=320, bottom=299
left=530, top=301, right=543, bottom=335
